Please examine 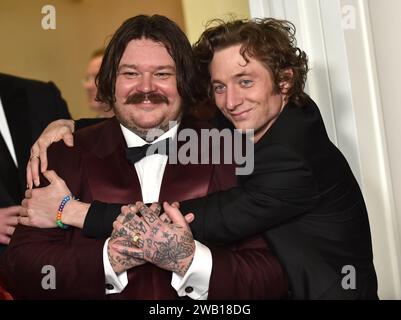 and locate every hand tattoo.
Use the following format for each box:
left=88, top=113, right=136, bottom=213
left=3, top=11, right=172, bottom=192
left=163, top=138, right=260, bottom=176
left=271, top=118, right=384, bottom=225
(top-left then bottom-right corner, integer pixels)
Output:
left=108, top=238, right=146, bottom=273
left=118, top=202, right=195, bottom=276
left=140, top=224, right=195, bottom=277
left=152, top=232, right=195, bottom=275
left=123, top=211, right=137, bottom=224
